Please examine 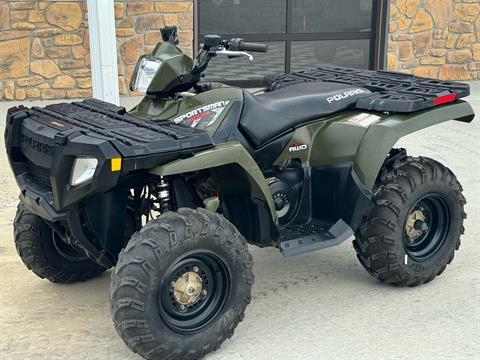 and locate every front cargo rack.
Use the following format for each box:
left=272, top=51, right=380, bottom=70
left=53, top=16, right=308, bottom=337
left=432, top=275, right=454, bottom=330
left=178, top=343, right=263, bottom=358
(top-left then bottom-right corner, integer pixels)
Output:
left=264, top=67, right=470, bottom=113
left=9, top=98, right=214, bottom=159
